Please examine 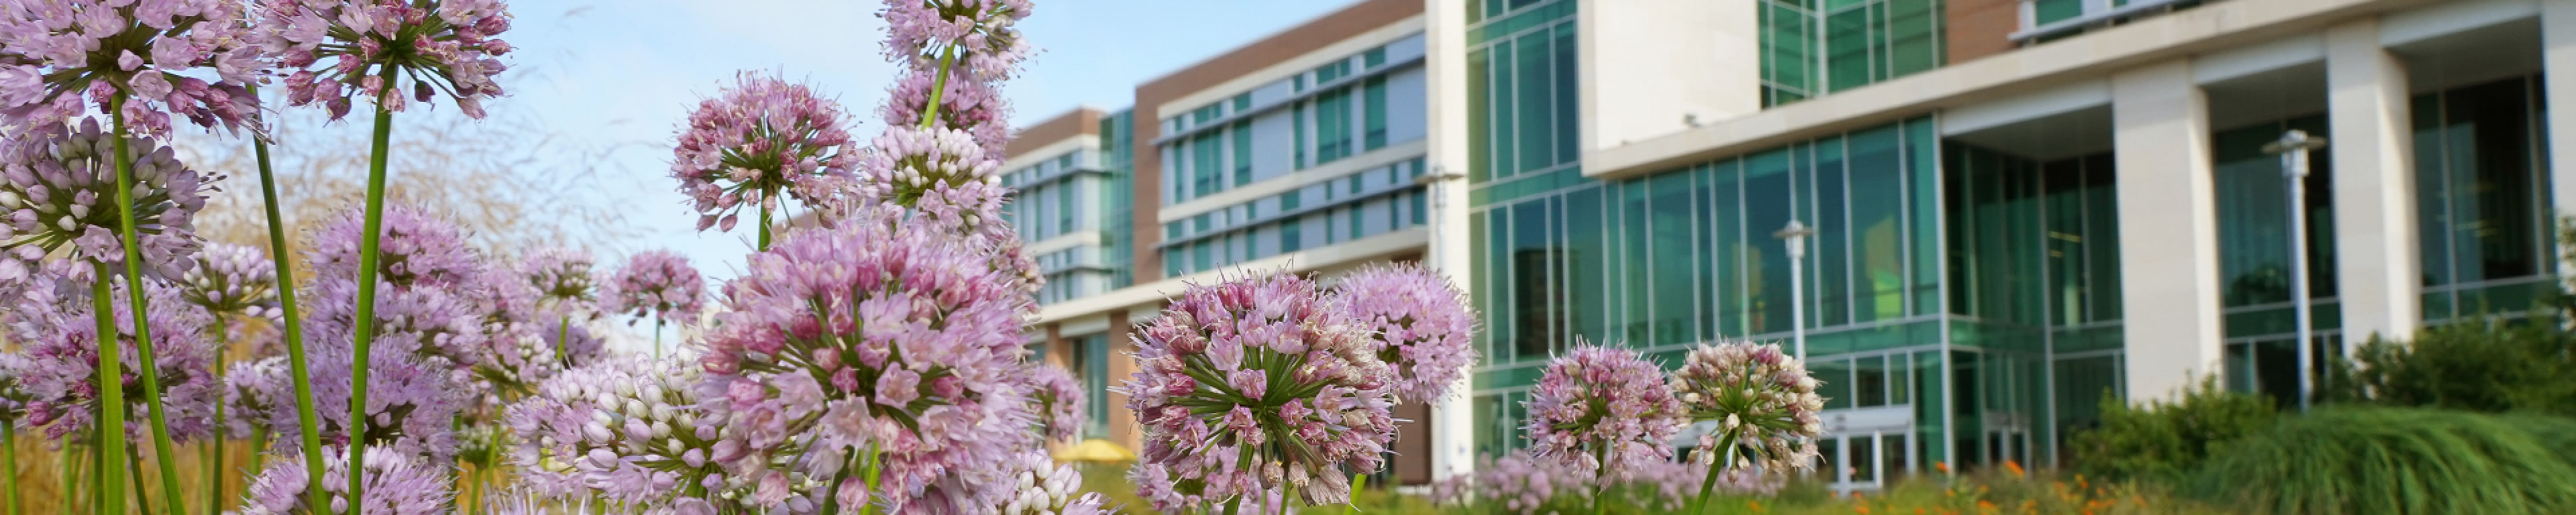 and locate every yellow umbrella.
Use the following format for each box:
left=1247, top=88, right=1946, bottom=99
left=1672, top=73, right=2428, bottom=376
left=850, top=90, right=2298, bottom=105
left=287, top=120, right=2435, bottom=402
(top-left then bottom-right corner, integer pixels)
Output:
left=1053, top=439, right=1136, bottom=463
